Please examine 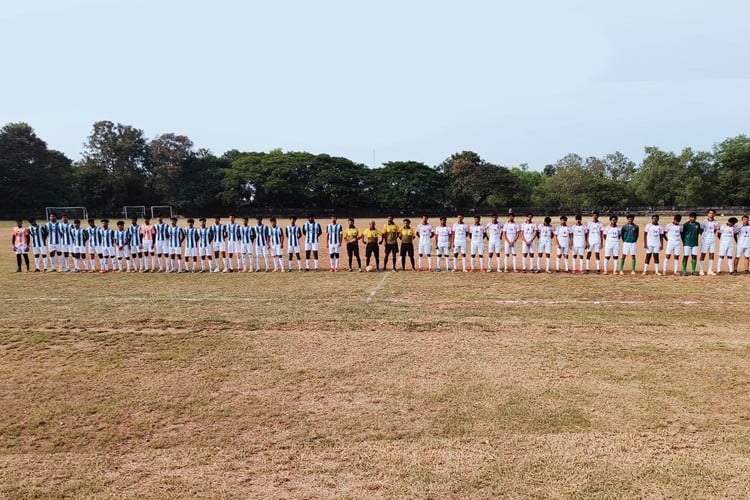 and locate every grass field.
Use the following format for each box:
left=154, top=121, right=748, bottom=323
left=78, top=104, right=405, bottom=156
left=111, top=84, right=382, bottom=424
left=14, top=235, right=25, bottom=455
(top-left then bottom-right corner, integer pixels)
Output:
left=2, top=218, right=750, bottom=498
